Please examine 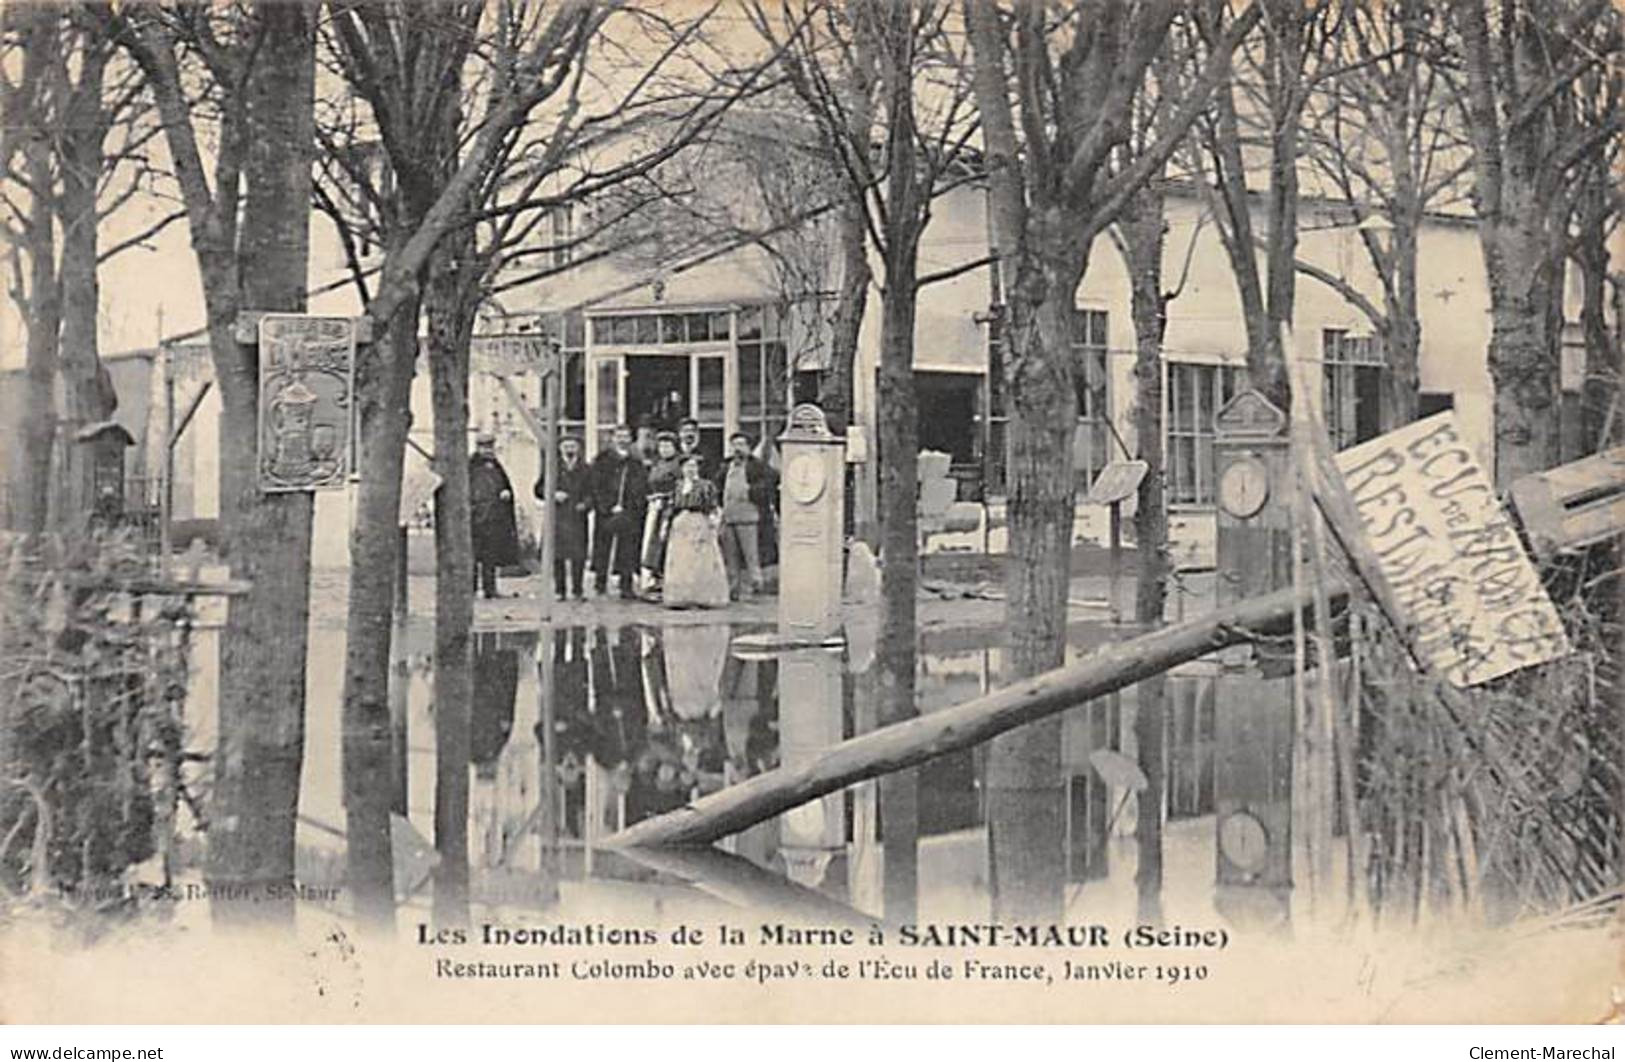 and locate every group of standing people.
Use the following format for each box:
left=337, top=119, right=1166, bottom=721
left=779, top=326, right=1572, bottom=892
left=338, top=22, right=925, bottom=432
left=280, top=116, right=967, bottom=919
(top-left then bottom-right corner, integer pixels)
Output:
left=467, top=418, right=777, bottom=609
